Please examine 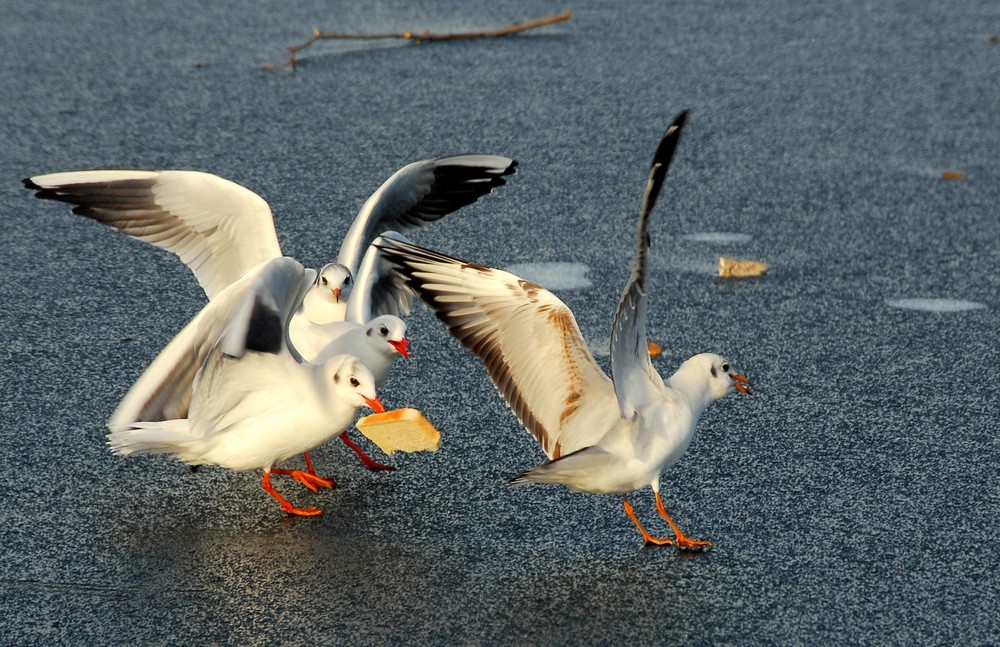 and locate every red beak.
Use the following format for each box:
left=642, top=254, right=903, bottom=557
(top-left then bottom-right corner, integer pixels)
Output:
left=732, top=373, right=752, bottom=395
left=388, top=337, right=410, bottom=358
left=331, top=288, right=342, bottom=302
left=363, top=396, right=385, bottom=414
